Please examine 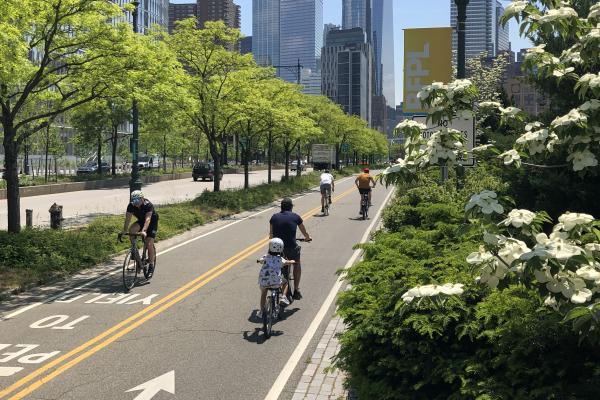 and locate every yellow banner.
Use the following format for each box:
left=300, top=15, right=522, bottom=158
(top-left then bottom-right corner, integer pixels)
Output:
left=403, top=27, right=453, bottom=114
